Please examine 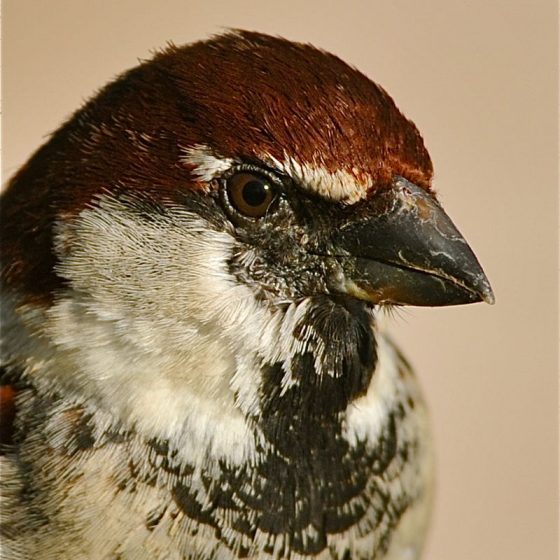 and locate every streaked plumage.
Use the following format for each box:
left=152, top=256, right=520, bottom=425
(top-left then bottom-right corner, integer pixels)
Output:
left=0, top=31, right=493, bottom=559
